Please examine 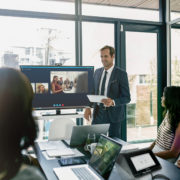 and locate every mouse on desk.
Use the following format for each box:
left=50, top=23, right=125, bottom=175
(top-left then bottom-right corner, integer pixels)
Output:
left=152, top=174, right=170, bottom=180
